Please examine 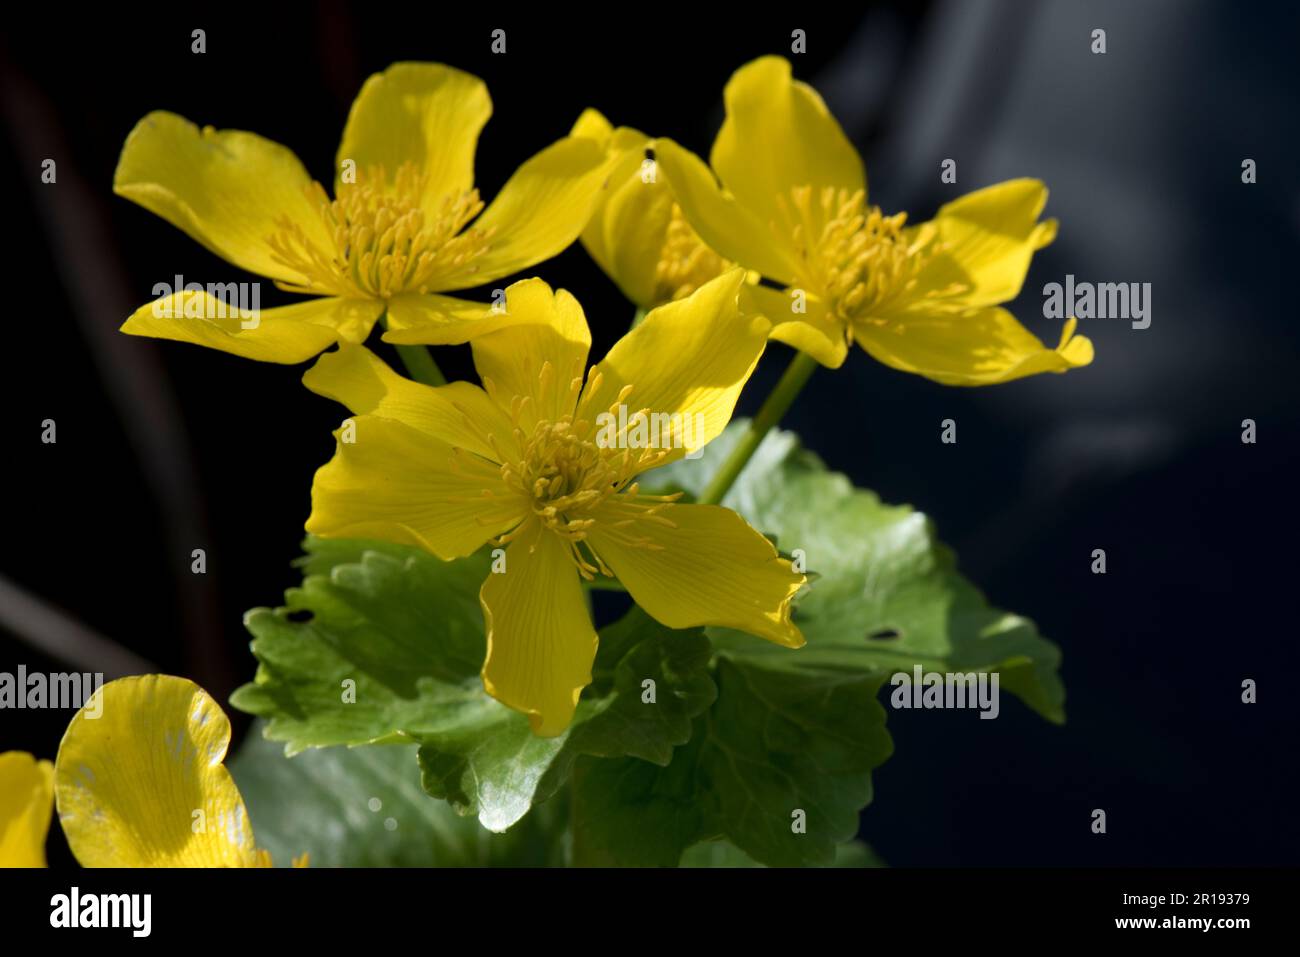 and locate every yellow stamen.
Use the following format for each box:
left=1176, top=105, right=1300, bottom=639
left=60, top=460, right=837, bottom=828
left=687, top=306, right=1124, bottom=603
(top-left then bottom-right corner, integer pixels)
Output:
left=780, top=186, right=942, bottom=327
left=486, top=391, right=682, bottom=576
left=653, top=204, right=730, bottom=303
left=268, top=162, right=495, bottom=299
